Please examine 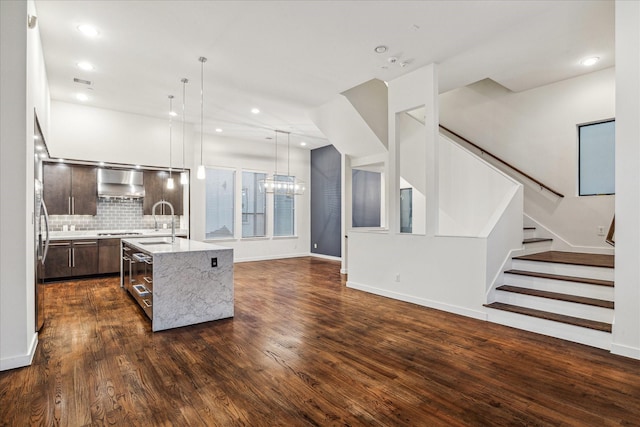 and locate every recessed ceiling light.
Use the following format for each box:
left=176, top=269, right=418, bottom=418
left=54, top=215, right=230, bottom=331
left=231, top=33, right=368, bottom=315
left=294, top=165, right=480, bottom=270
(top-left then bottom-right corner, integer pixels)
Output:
left=300, top=141, right=307, bottom=147
left=580, top=56, right=600, bottom=66
left=374, top=45, right=388, bottom=54
left=76, top=93, right=89, bottom=101
left=77, top=61, right=94, bottom=71
left=251, top=108, right=260, bottom=114
left=169, top=111, right=177, bottom=117
left=77, top=24, right=99, bottom=37
left=215, top=128, right=223, bottom=133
